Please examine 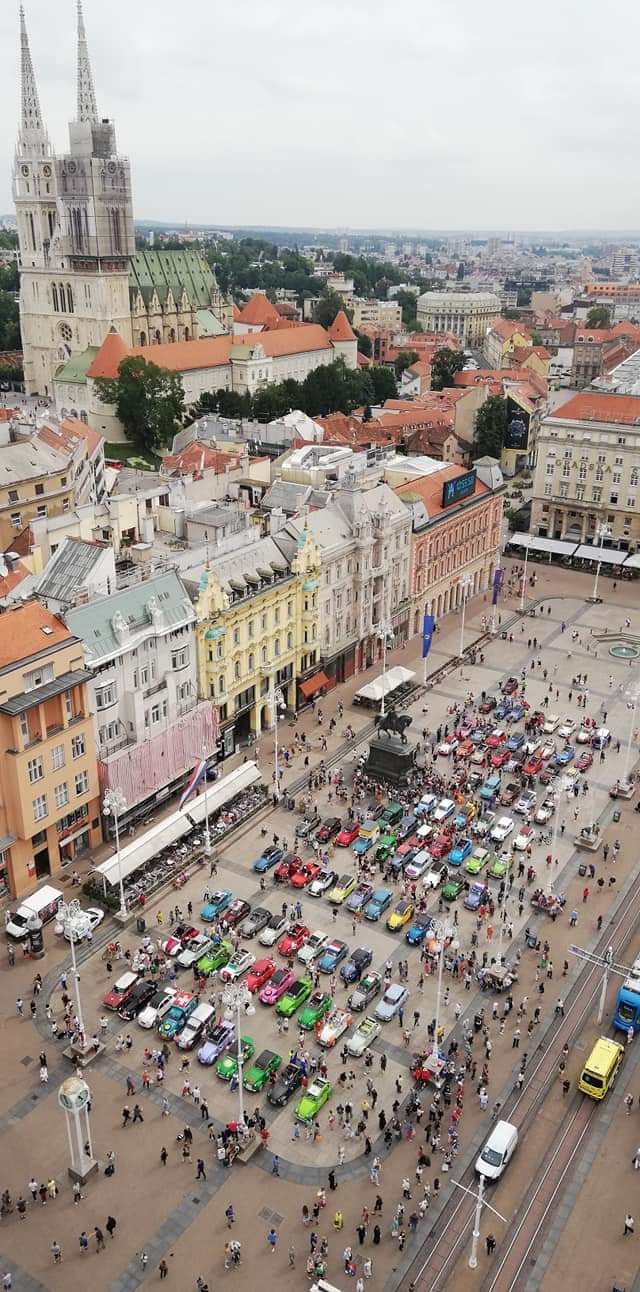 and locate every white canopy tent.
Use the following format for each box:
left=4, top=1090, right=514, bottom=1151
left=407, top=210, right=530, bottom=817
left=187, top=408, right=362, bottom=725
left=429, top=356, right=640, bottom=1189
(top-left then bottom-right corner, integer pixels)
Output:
left=93, top=761, right=261, bottom=892
left=622, top=552, right=640, bottom=569
left=510, top=533, right=578, bottom=557
left=573, top=544, right=628, bottom=565
left=354, top=666, right=414, bottom=703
